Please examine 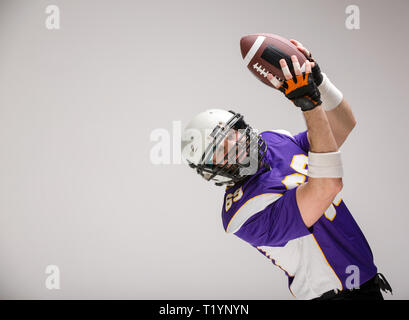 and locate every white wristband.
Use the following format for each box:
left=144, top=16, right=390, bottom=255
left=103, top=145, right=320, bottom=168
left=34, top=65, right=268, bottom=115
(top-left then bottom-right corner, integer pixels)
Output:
left=318, top=73, right=343, bottom=111
left=308, top=151, right=343, bottom=178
